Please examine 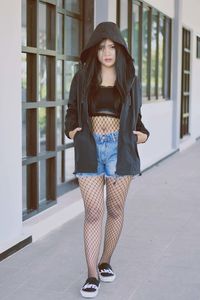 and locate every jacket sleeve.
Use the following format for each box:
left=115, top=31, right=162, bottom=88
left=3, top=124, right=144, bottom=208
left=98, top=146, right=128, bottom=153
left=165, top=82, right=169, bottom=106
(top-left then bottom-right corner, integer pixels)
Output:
left=65, top=73, right=79, bottom=139
left=135, top=76, right=150, bottom=142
